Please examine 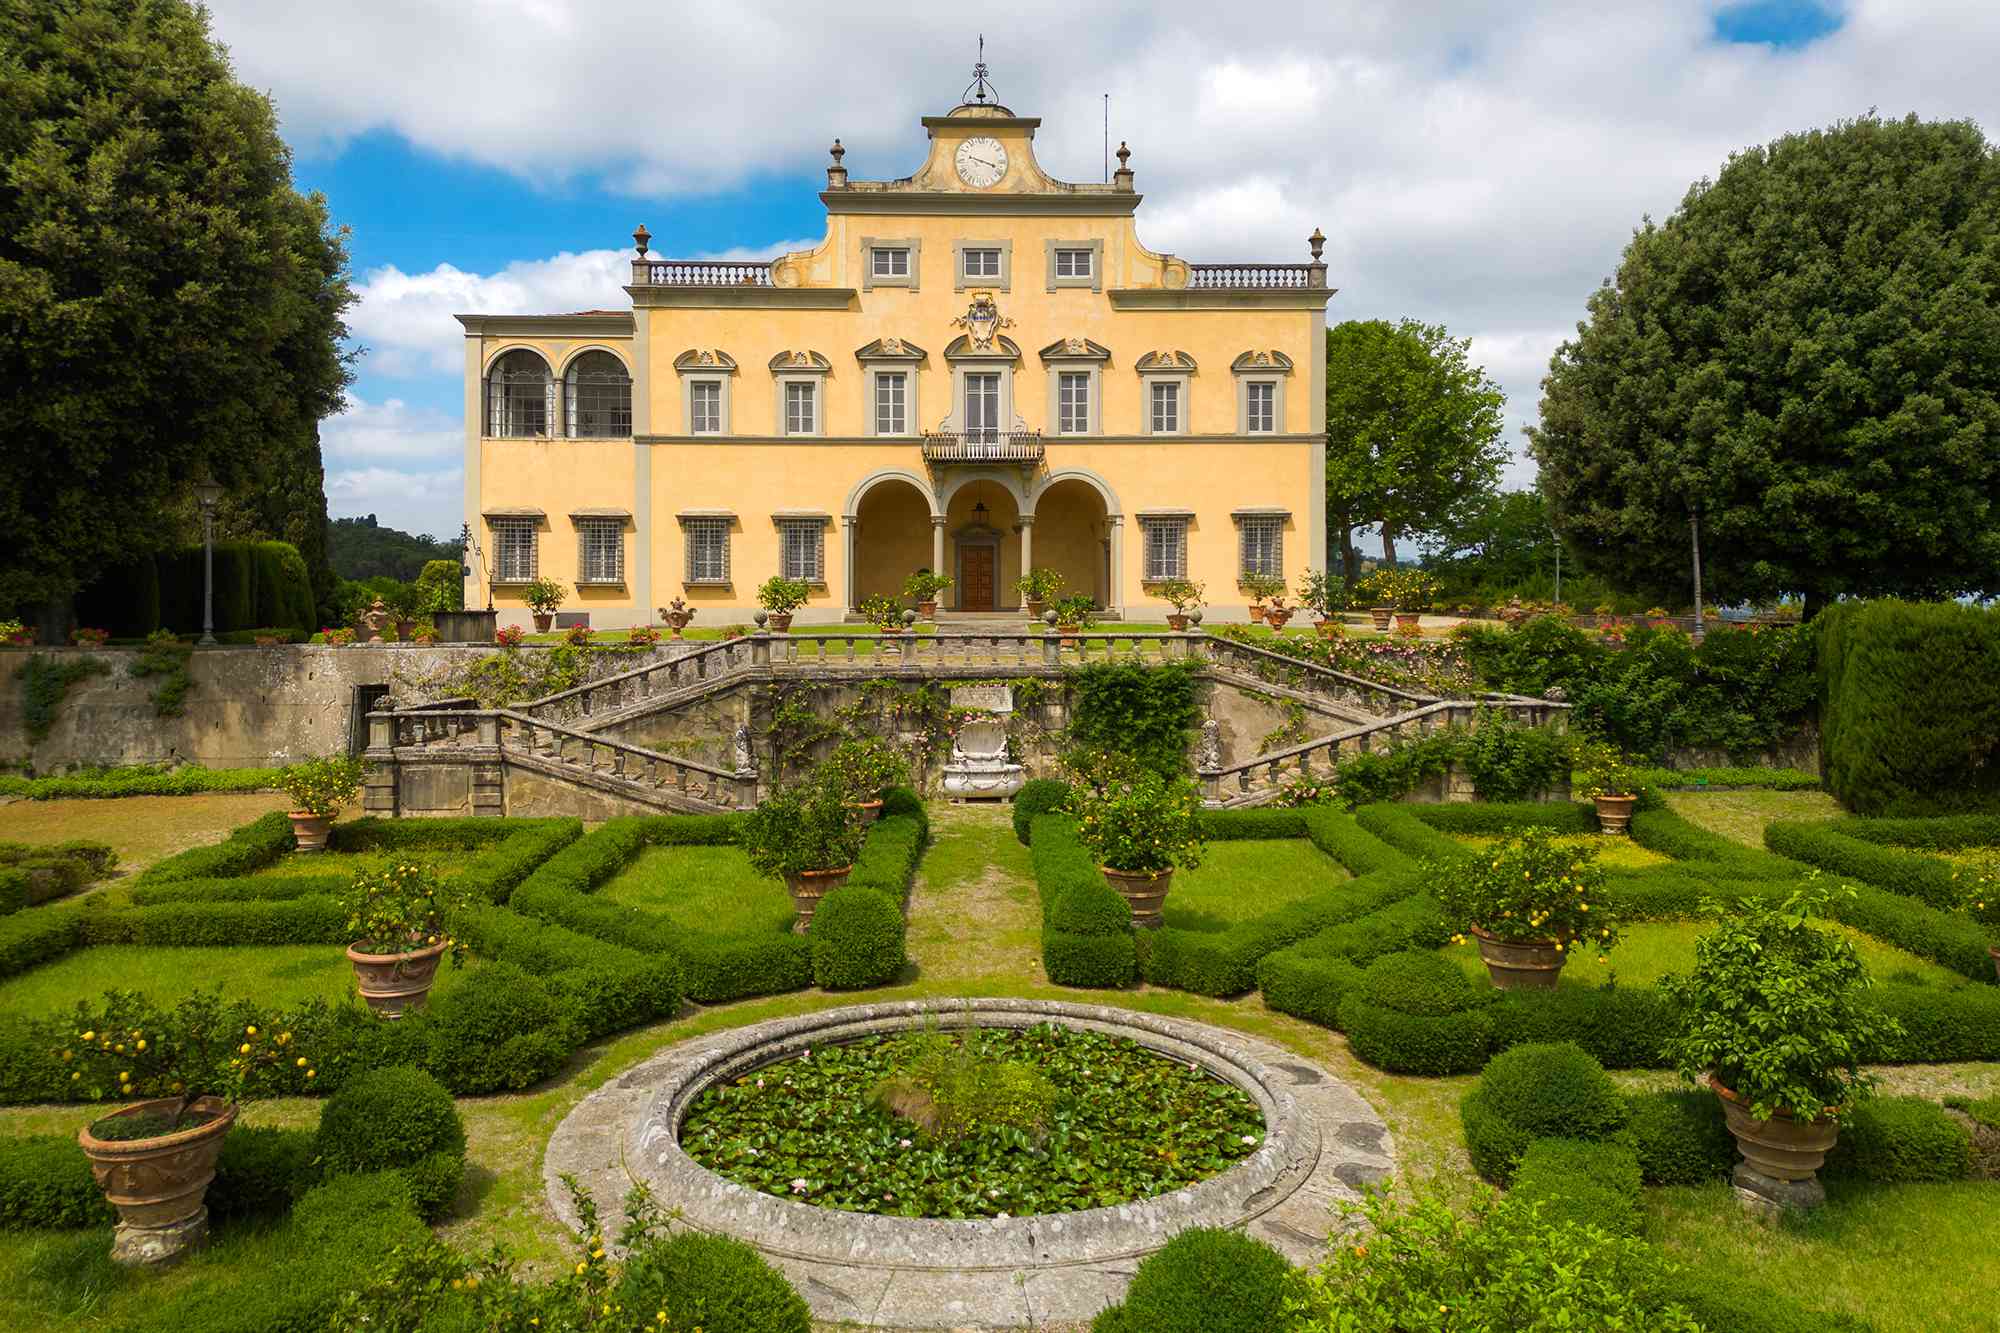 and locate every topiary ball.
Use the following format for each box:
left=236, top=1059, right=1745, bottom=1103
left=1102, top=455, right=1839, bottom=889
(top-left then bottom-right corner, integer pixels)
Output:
left=314, top=1064, right=465, bottom=1219
left=1012, top=778, right=1069, bottom=845
left=1050, top=881, right=1132, bottom=936
left=421, top=962, right=576, bottom=1095
left=1118, top=1226, right=1291, bottom=1333
left=1461, top=1041, right=1626, bottom=1184
left=614, top=1231, right=811, bottom=1333
left=810, top=885, right=906, bottom=990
